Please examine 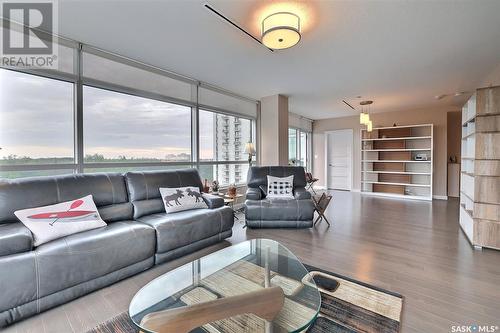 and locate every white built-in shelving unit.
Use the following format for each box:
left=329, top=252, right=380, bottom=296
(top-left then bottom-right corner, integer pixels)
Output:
left=361, top=124, right=433, bottom=201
